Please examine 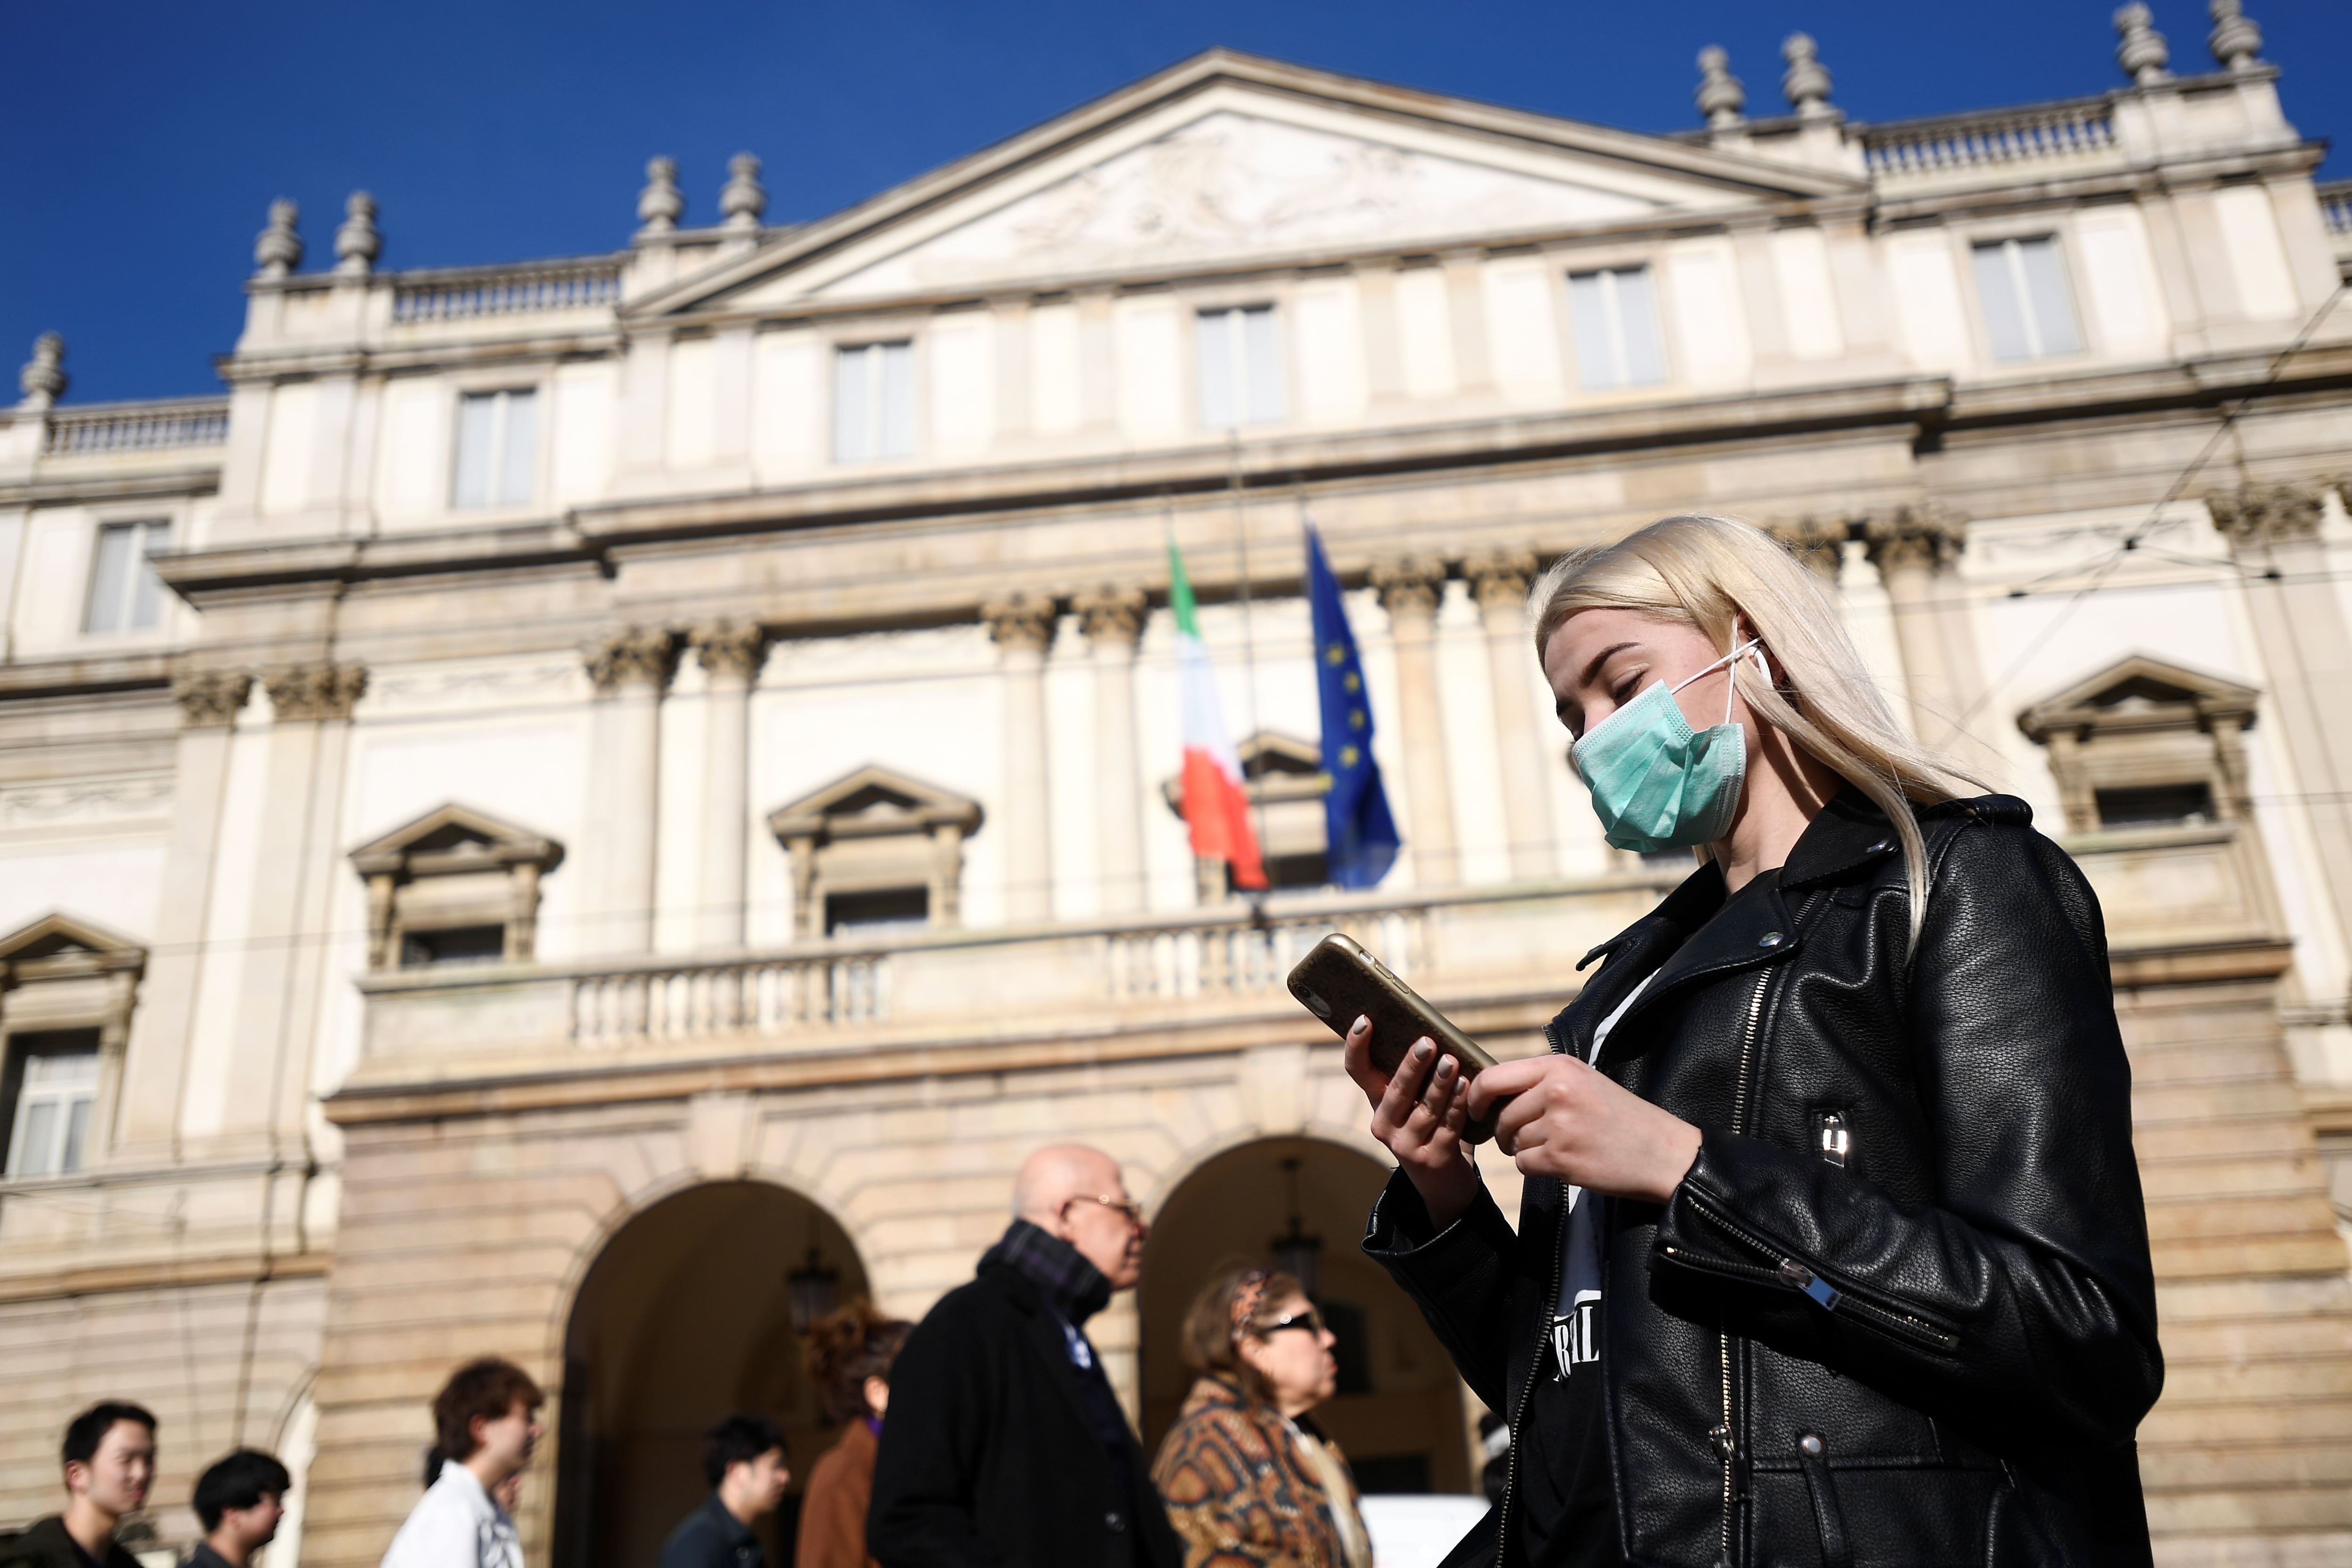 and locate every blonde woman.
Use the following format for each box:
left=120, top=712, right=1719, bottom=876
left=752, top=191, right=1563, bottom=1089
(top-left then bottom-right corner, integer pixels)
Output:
left=1346, top=515, right=2161, bottom=1568
left=1151, top=1265, right=1372, bottom=1568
